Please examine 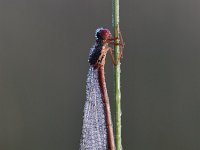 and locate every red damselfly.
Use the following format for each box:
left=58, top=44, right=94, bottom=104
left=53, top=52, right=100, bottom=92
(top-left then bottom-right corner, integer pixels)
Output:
left=80, top=28, right=123, bottom=150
